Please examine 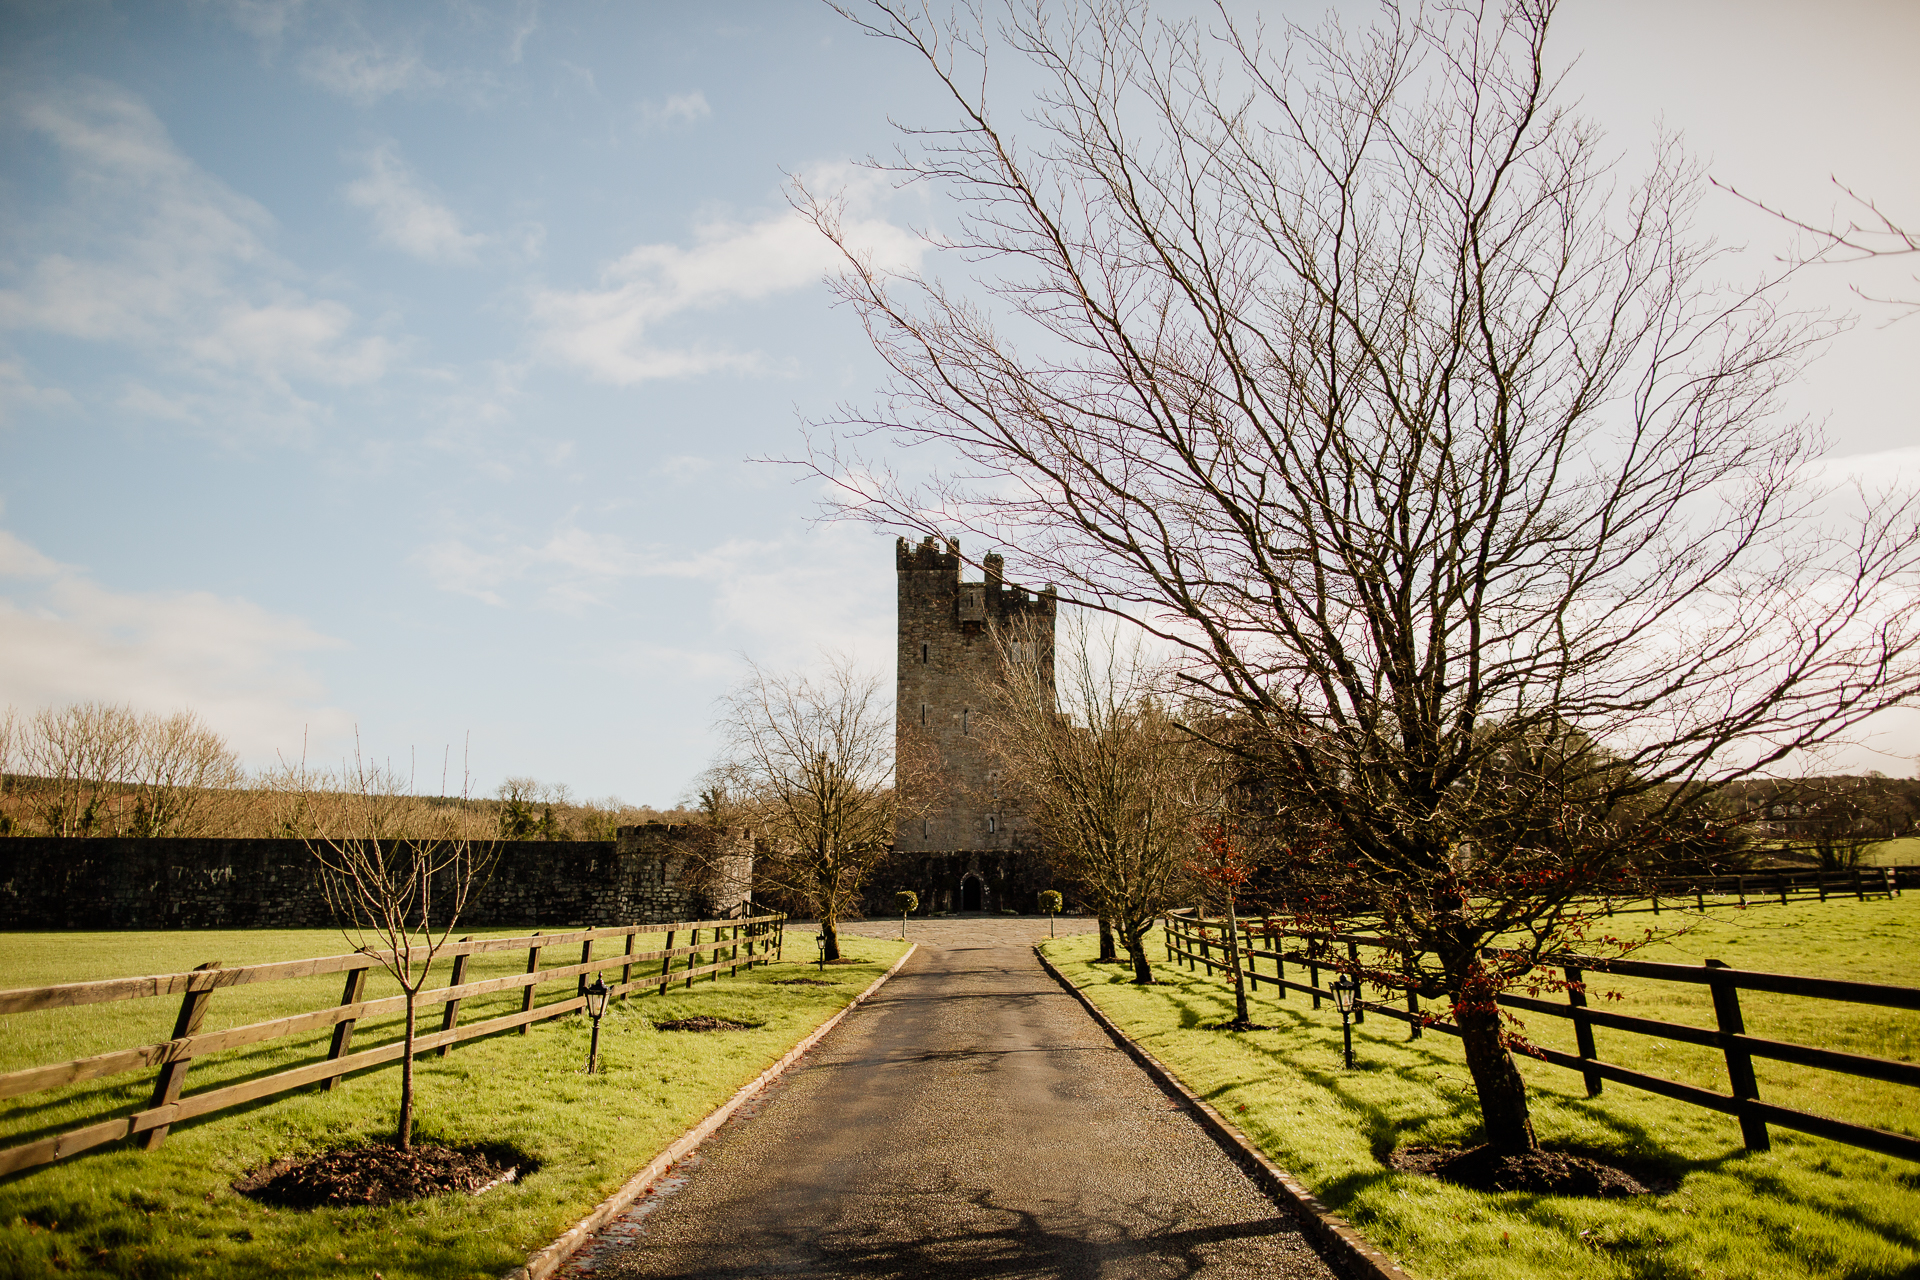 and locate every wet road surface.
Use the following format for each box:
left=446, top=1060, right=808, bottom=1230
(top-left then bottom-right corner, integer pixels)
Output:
left=559, top=917, right=1338, bottom=1280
